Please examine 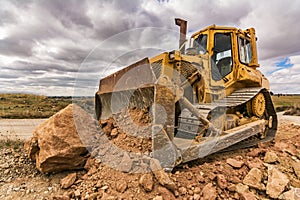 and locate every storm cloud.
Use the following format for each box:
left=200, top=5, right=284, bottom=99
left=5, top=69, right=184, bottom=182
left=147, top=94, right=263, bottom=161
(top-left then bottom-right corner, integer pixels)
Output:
left=0, top=0, right=300, bottom=95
